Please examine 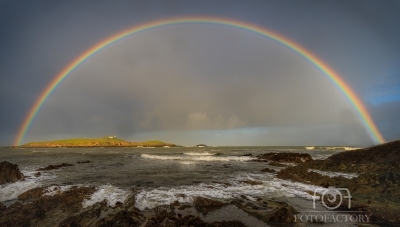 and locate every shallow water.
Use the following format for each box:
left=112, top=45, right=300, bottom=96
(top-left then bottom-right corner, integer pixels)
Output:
left=1, top=146, right=360, bottom=226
